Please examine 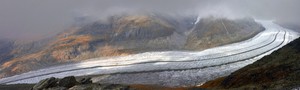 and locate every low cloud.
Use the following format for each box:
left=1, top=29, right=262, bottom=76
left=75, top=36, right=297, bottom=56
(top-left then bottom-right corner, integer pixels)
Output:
left=0, top=0, right=299, bottom=41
